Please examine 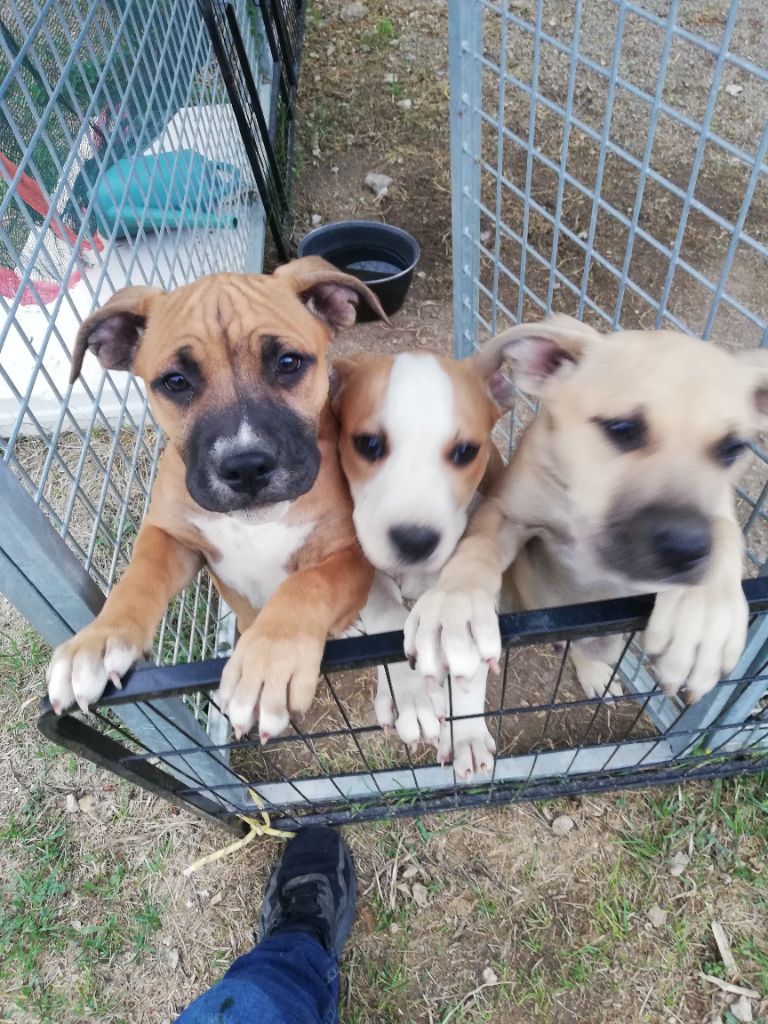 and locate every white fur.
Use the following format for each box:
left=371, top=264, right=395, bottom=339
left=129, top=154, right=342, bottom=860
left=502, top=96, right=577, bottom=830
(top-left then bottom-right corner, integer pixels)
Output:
left=438, top=669, right=495, bottom=780
left=351, top=353, right=470, bottom=577
left=193, top=507, right=313, bottom=607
